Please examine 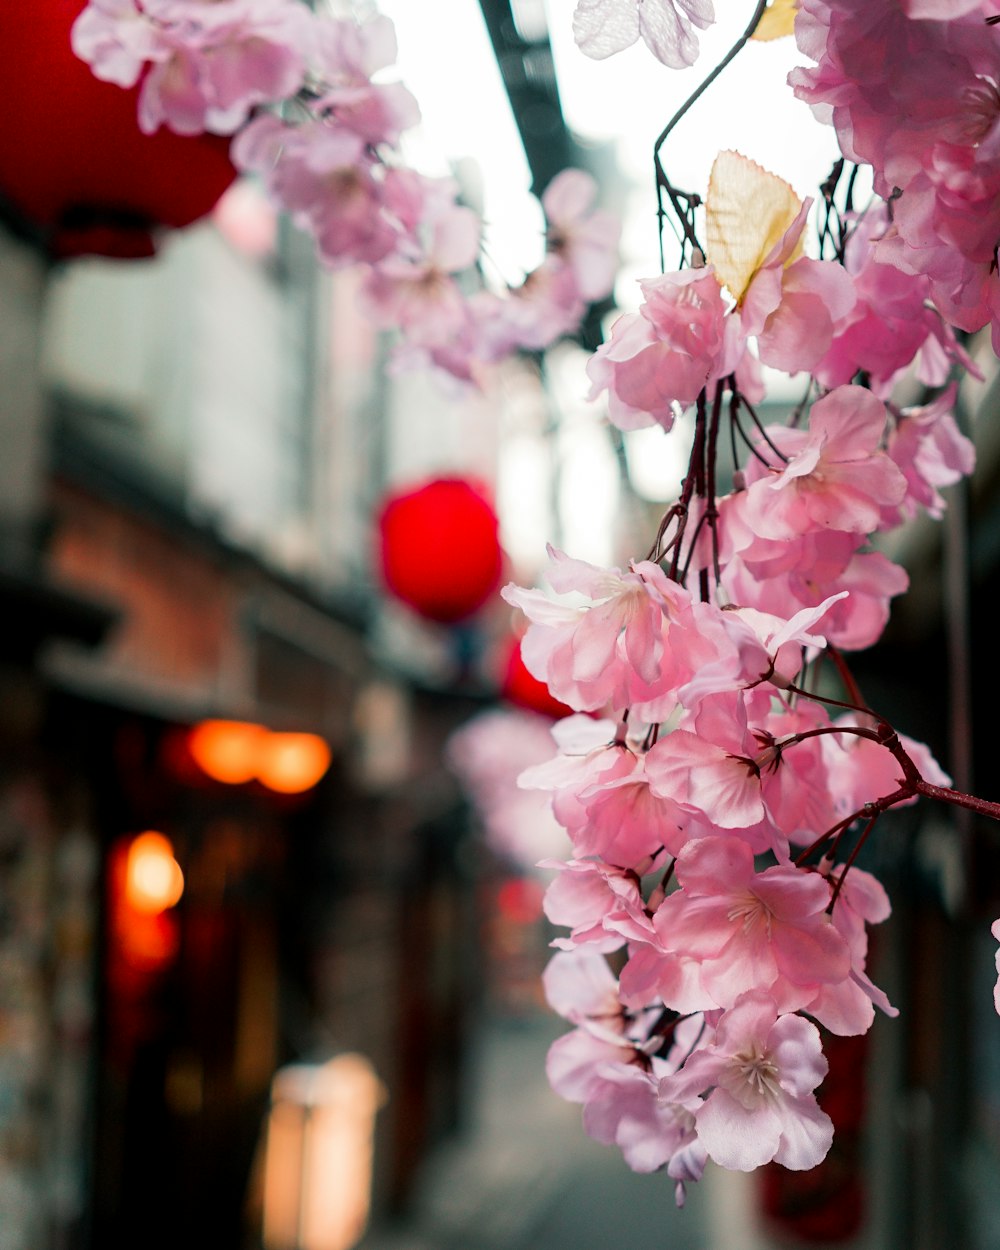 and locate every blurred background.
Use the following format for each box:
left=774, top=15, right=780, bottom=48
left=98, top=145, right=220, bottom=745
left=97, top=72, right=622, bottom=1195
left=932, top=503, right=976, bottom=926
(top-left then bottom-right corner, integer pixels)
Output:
left=2, top=3, right=1000, bottom=1249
